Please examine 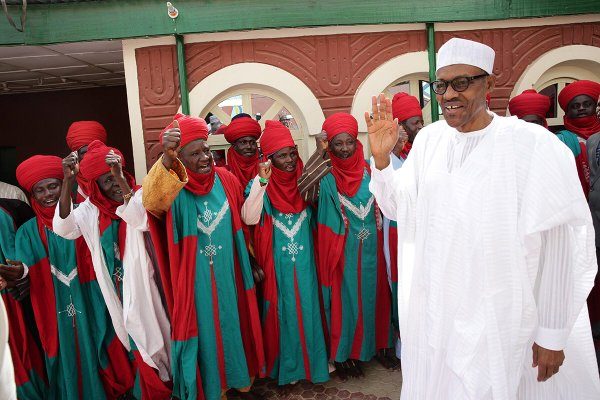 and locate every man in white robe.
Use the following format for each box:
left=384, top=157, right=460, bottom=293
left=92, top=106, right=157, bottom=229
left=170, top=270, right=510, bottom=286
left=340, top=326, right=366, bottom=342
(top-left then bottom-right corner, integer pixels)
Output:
left=368, top=37, right=600, bottom=399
